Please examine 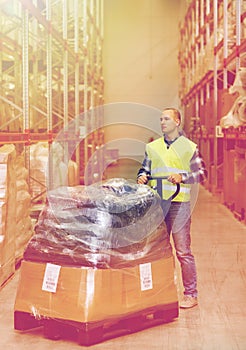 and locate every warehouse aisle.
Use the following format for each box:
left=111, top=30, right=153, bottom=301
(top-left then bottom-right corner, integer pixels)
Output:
left=0, top=159, right=246, bottom=350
